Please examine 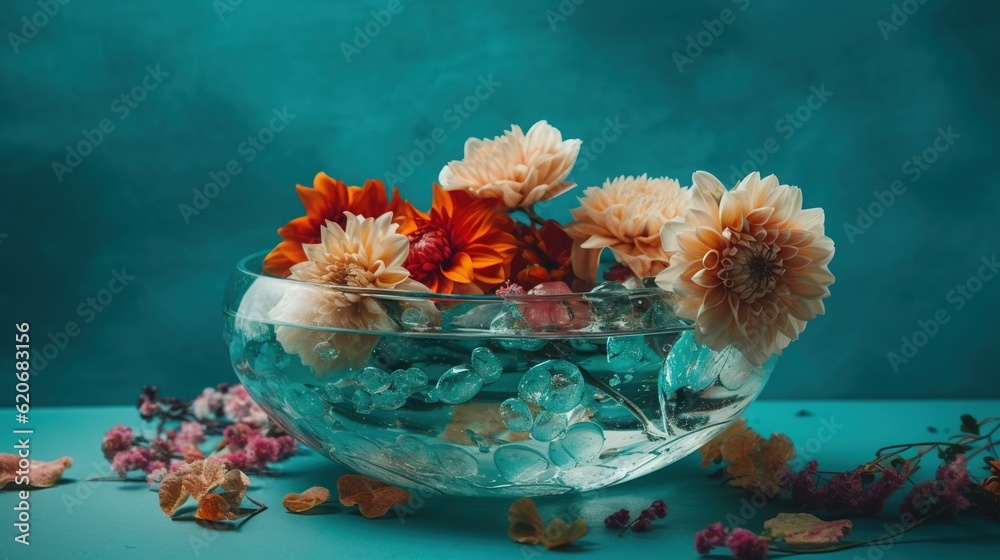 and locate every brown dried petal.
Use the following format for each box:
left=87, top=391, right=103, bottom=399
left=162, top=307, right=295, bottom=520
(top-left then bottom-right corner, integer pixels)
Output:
left=337, top=474, right=411, bottom=518
left=763, top=513, right=852, bottom=546
left=219, top=469, right=250, bottom=510
left=182, top=457, right=228, bottom=501
left=283, top=486, right=331, bottom=513
left=0, top=454, right=73, bottom=489
left=196, top=493, right=236, bottom=521
left=698, top=418, right=750, bottom=468
left=508, top=497, right=546, bottom=544
left=158, top=471, right=191, bottom=516
left=541, top=518, right=588, bottom=550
